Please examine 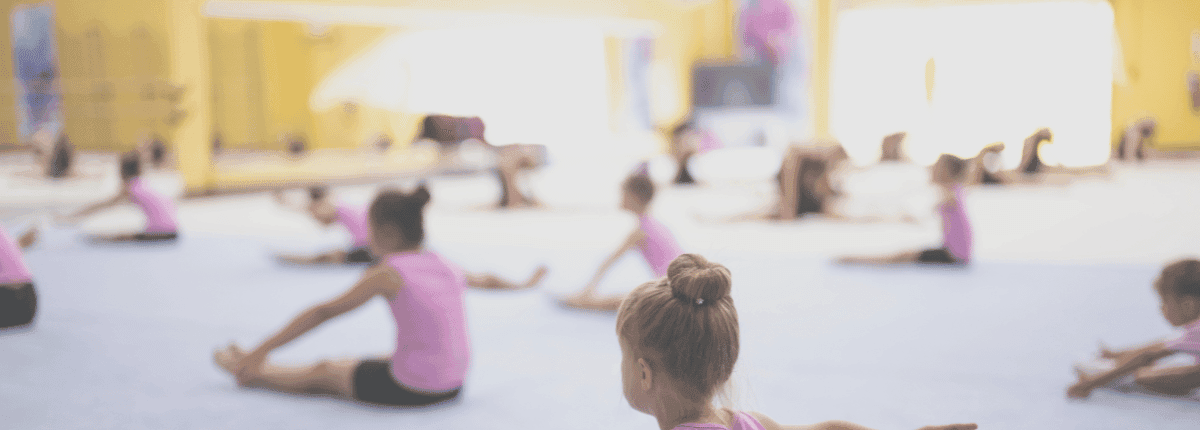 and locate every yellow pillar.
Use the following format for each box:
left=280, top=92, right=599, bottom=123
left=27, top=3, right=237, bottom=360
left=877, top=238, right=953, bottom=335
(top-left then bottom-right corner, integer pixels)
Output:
left=167, top=0, right=214, bottom=195
left=0, top=4, right=17, bottom=146
left=812, top=0, right=833, bottom=140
